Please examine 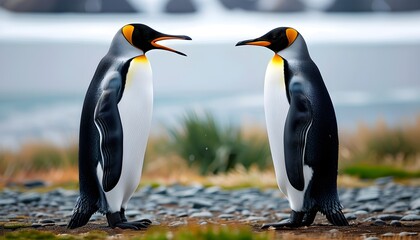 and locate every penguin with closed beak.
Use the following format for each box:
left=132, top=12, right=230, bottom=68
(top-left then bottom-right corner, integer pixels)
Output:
left=236, top=27, right=348, bottom=228
left=68, top=24, right=191, bottom=230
